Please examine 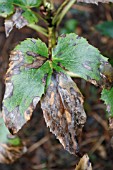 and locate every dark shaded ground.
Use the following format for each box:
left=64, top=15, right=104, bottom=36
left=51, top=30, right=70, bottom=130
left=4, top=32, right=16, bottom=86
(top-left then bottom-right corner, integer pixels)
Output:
left=0, top=2, right=113, bottom=170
